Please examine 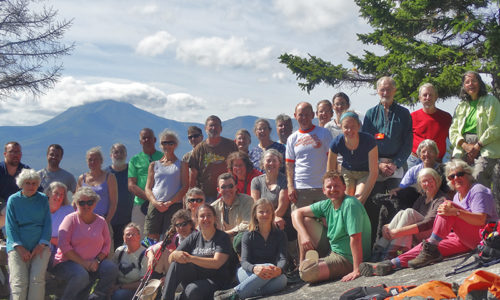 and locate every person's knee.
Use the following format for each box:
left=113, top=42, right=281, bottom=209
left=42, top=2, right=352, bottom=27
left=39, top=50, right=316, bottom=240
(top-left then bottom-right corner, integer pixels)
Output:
left=183, top=283, right=206, bottom=300
left=100, top=259, right=119, bottom=276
